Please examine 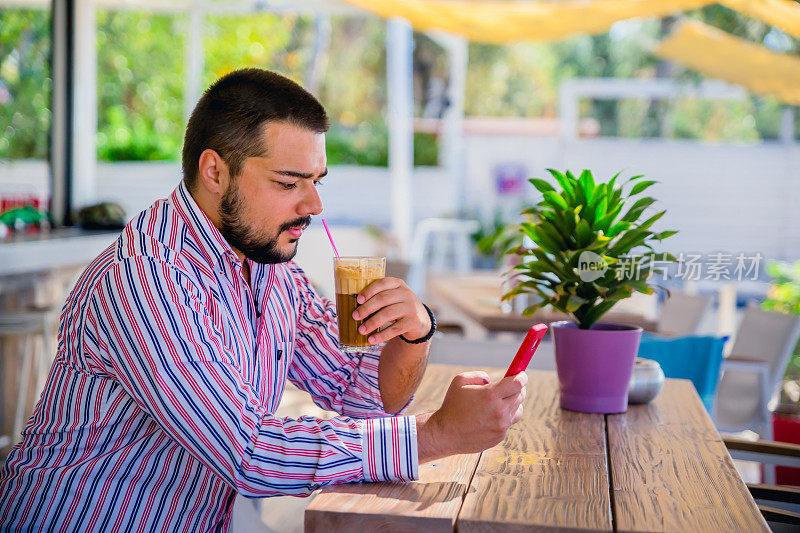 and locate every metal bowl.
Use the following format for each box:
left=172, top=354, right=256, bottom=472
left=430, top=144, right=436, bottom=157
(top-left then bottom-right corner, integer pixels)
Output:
left=628, top=358, right=665, bottom=405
